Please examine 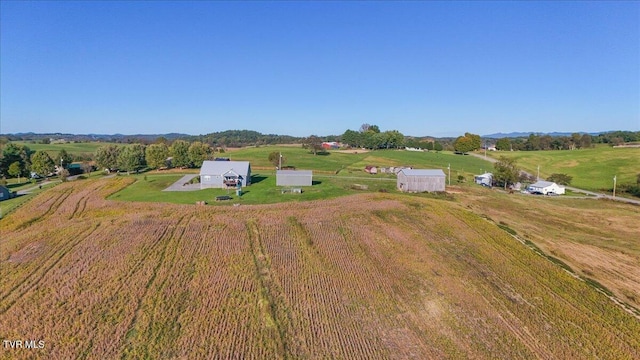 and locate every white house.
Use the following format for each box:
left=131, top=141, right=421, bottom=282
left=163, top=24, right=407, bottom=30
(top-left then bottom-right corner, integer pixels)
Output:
left=474, top=172, right=493, bottom=186
left=200, top=161, right=251, bottom=189
left=527, top=181, right=565, bottom=195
